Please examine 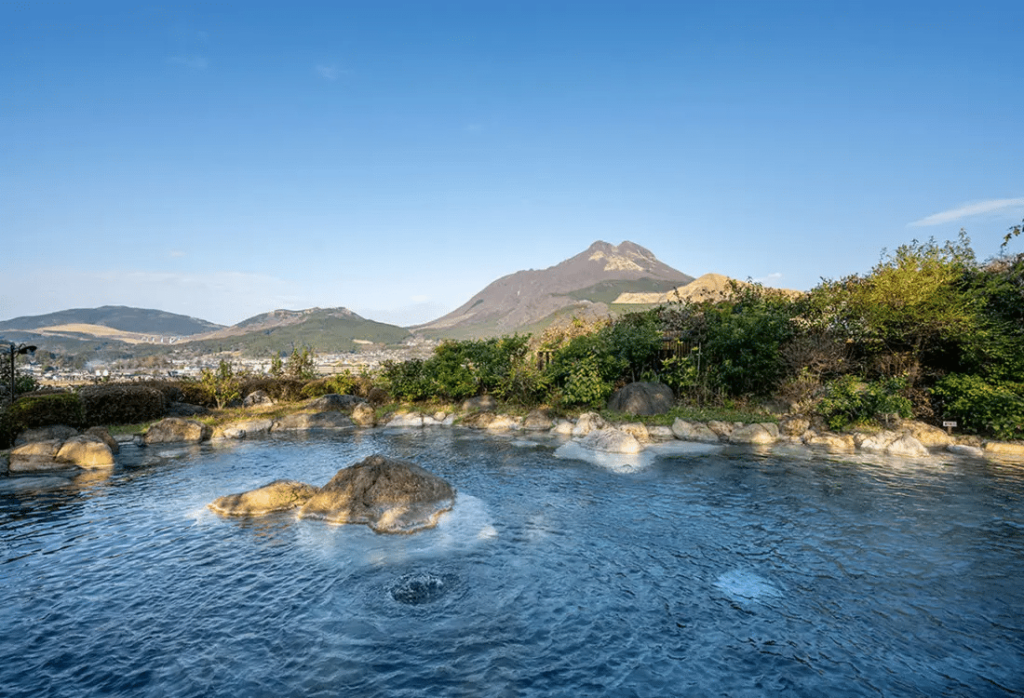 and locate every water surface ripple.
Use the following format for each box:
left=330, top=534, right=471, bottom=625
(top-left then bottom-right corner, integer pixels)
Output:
left=1, top=429, right=1022, bottom=697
